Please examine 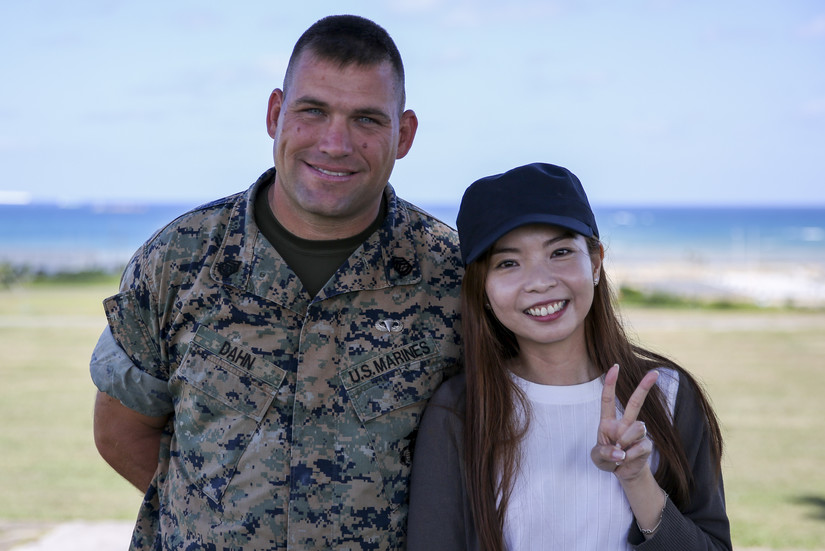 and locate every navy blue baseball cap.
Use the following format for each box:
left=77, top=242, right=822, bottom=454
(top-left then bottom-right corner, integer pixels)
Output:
left=457, top=163, right=599, bottom=265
